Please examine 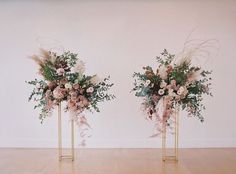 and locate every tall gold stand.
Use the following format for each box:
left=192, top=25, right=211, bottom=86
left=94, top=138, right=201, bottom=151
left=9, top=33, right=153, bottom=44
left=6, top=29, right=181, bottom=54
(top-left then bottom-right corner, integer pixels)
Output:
left=58, top=102, right=75, bottom=161
left=162, top=102, right=179, bottom=162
